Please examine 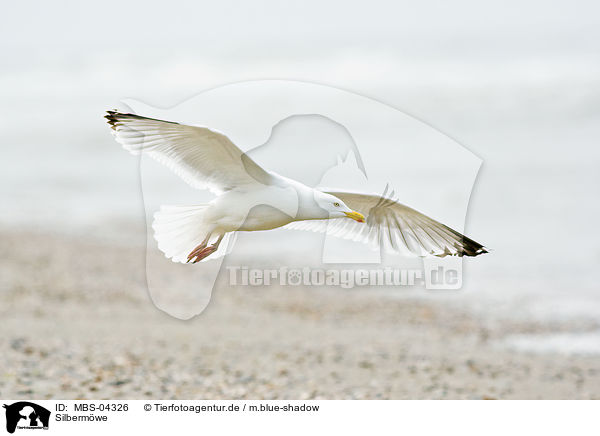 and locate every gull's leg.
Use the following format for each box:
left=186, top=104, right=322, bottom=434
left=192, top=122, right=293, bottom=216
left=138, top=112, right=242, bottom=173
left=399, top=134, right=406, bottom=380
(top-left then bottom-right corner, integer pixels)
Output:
left=186, top=232, right=212, bottom=263
left=187, top=233, right=225, bottom=264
